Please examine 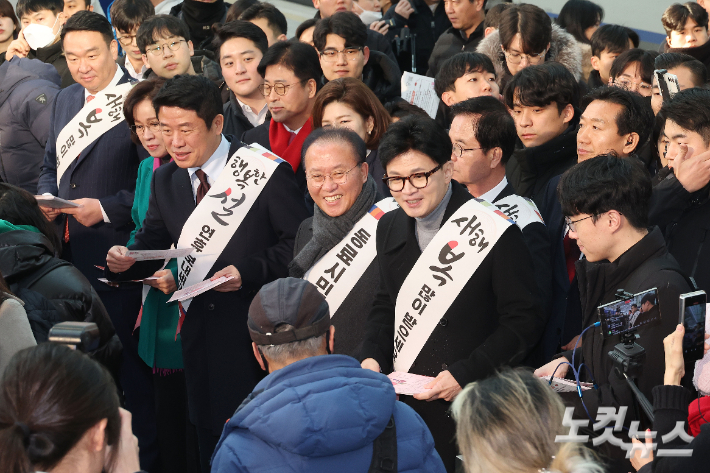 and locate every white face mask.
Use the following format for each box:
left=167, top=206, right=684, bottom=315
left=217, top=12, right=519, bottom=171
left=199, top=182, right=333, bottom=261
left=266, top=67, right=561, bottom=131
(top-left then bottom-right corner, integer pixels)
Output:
left=23, top=16, right=60, bottom=50
left=354, top=2, right=382, bottom=24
